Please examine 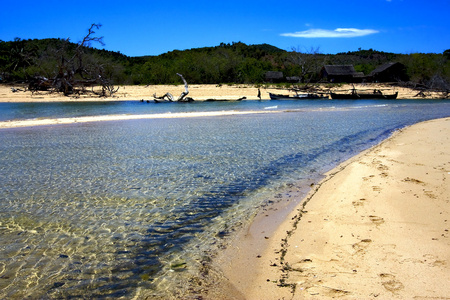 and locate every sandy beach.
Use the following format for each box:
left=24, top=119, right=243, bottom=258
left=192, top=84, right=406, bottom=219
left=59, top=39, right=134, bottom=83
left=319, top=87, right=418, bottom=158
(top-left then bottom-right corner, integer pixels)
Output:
left=1, top=82, right=449, bottom=299
left=215, top=117, right=450, bottom=299
left=0, top=83, right=446, bottom=103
